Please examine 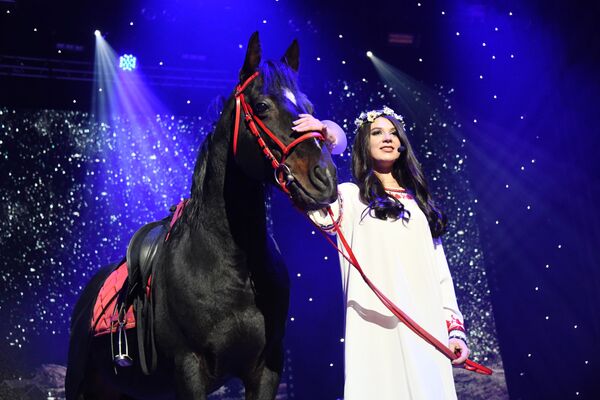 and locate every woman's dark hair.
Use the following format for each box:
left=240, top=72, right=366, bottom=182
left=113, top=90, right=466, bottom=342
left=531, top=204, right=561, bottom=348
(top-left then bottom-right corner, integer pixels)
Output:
left=351, top=115, right=447, bottom=237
